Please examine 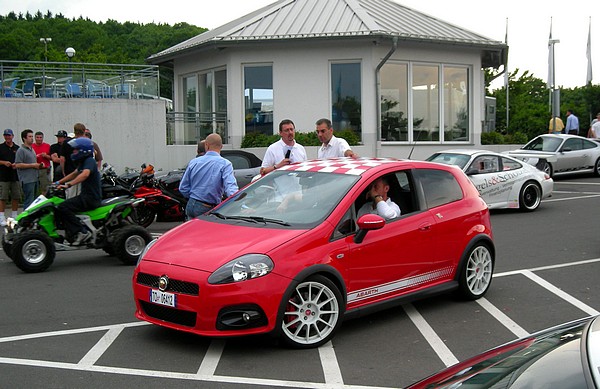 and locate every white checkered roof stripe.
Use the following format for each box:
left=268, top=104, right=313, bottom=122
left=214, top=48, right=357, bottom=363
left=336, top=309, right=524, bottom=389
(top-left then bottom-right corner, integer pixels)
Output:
left=278, top=157, right=401, bottom=176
